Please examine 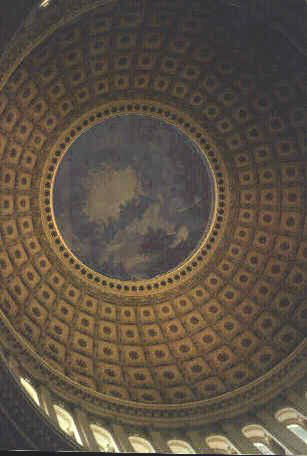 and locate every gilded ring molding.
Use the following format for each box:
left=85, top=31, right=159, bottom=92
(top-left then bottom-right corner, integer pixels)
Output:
left=39, top=100, right=229, bottom=297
